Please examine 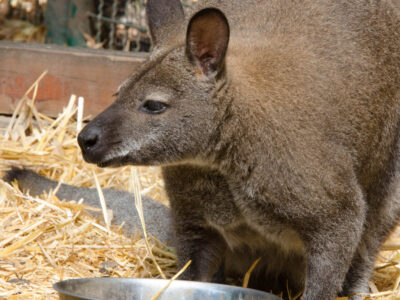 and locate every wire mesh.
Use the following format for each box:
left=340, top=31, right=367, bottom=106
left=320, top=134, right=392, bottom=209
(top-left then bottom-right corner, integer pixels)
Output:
left=0, top=0, right=197, bottom=52
left=90, top=0, right=196, bottom=52
left=89, top=0, right=150, bottom=52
